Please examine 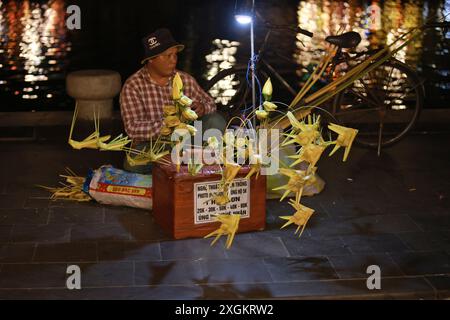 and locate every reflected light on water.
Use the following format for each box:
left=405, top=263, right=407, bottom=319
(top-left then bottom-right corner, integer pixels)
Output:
left=205, top=39, right=240, bottom=80
left=20, top=3, right=45, bottom=81
left=0, top=0, right=69, bottom=104
left=205, top=39, right=240, bottom=105
left=0, top=1, right=4, bottom=36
